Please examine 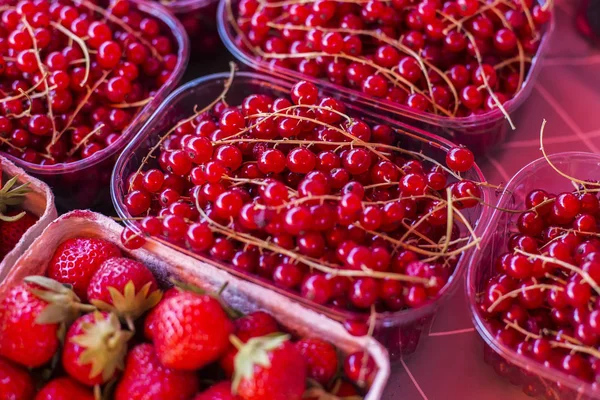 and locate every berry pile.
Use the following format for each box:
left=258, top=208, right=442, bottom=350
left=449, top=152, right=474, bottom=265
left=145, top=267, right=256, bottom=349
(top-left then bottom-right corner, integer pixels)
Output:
left=227, top=0, right=552, bottom=117
left=0, top=236, right=375, bottom=399
left=0, top=0, right=179, bottom=165
left=480, top=185, right=600, bottom=386
left=0, top=168, right=37, bottom=261
left=119, top=75, right=484, bottom=318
